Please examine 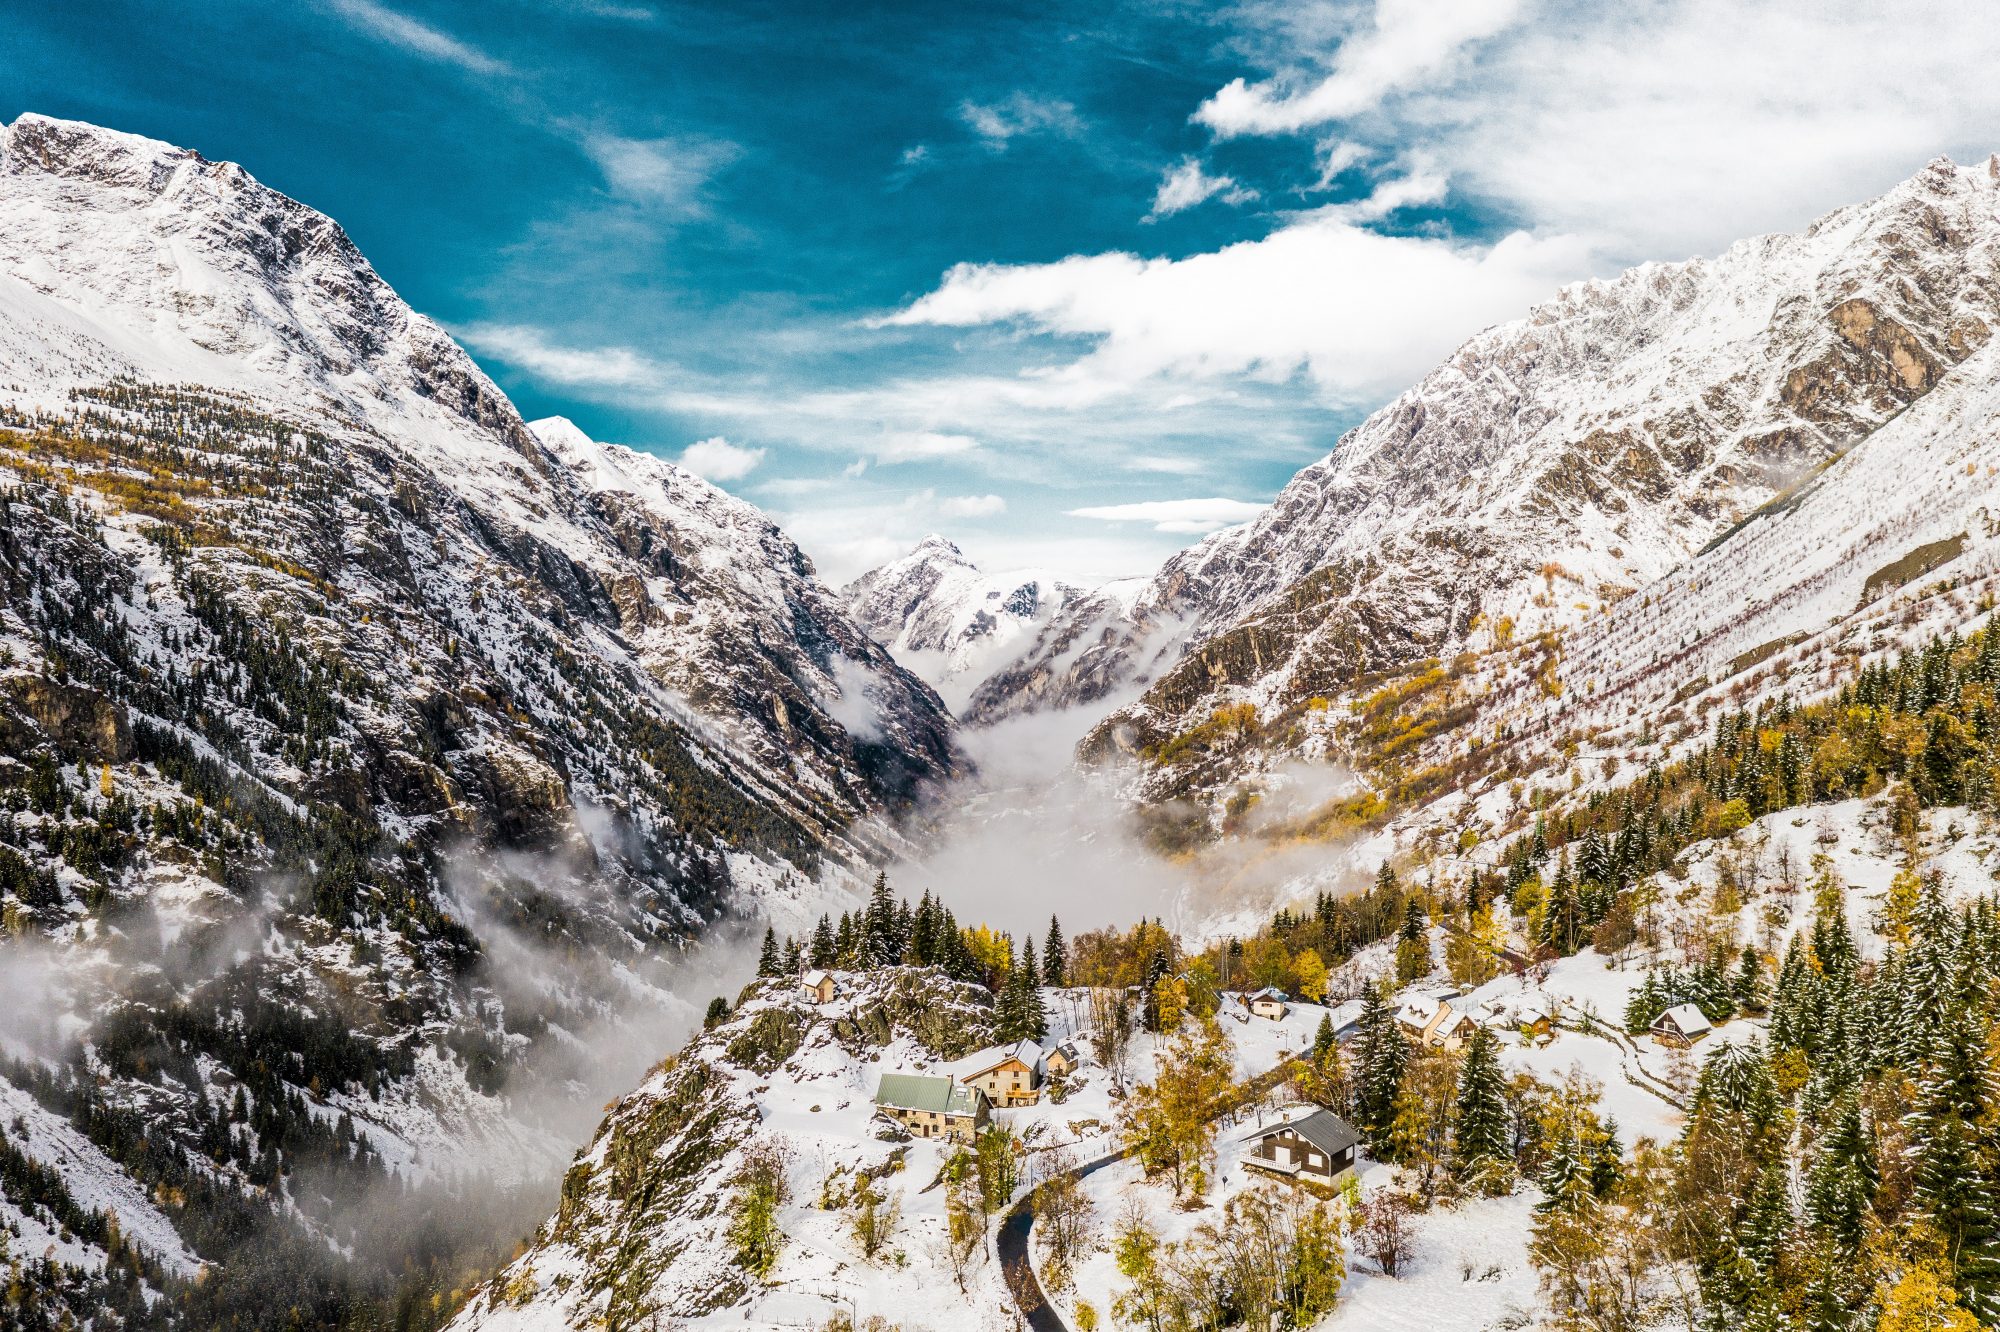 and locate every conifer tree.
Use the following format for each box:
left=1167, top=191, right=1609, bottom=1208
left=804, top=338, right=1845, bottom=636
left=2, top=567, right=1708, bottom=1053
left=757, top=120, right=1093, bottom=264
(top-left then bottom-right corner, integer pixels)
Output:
left=756, top=926, right=780, bottom=977
left=994, top=935, right=1048, bottom=1042
left=1450, top=1026, right=1511, bottom=1191
left=1020, top=934, right=1048, bottom=1040
left=1803, top=1094, right=1877, bottom=1257
left=1353, top=984, right=1406, bottom=1139
left=864, top=871, right=899, bottom=966
left=1311, top=1014, right=1336, bottom=1064
left=1141, top=950, right=1171, bottom=1032
left=992, top=954, right=1027, bottom=1041
left=1725, top=1157, right=1791, bottom=1307
left=1541, top=852, right=1584, bottom=956
left=909, top=892, right=936, bottom=966
left=1395, top=897, right=1431, bottom=984
left=1536, top=1123, right=1591, bottom=1213
left=1588, top=1118, right=1623, bottom=1198
left=810, top=914, right=836, bottom=969
left=1731, top=945, right=1767, bottom=1012
left=1910, top=1086, right=2000, bottom=1320
left=1043, top=915, right=1066, bottom=987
